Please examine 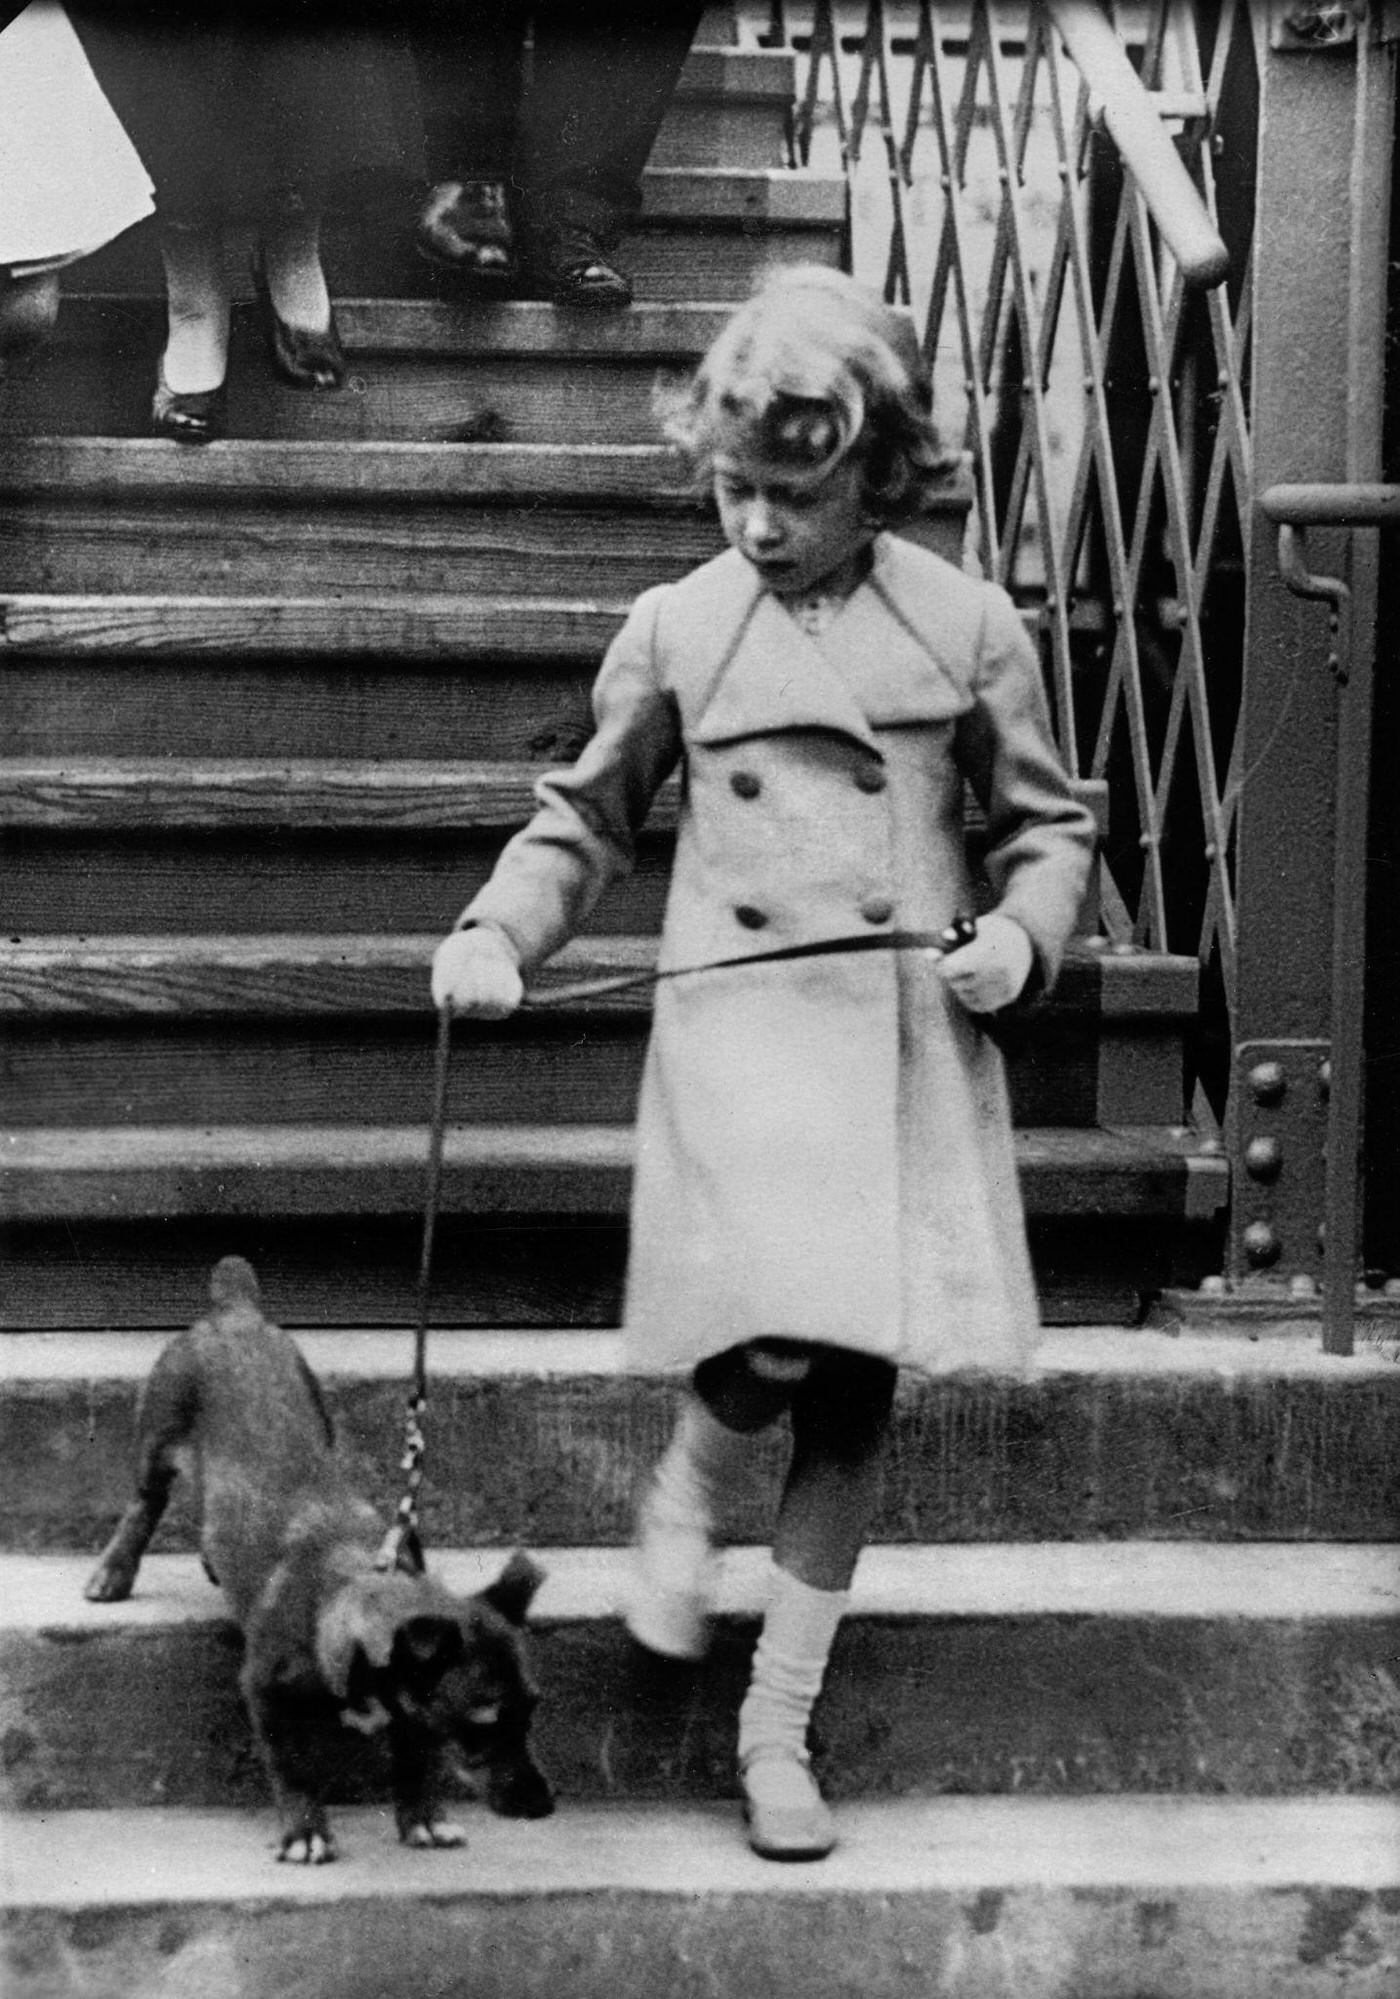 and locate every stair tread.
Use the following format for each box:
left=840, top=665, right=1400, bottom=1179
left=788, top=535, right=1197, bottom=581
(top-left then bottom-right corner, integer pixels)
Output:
left=0, top=591, right=633, bottom=657
left=0, top=756, right=1100, bottom=838
left=5, top=1797, right=1397, bottom=1904
left=2, top=1325, right=1382, bottom=1383
left=0, top=437, right=700, bottom=502
left=0, top=1121, right=1227, bottom=1172
left=58, top=296, right=746, bottom=358
left=0, top=1123, right=1230, bottom=1226
left=10, top=1544, right=1398, bottom=1632
left=0, top=932, right=1199, bottom=1018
